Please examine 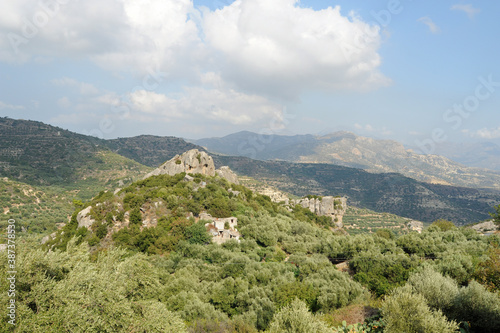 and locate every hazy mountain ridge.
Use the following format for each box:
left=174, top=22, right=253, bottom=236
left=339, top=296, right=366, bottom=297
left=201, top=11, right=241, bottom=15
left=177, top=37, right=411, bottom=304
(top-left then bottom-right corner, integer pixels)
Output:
left=213, top=155, right=500, bottom=225
left=430, top=141, right=500, bottom=171
left=2, top=118, right=499, bottom=225
left=195, top=131, right=500, bottom=190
